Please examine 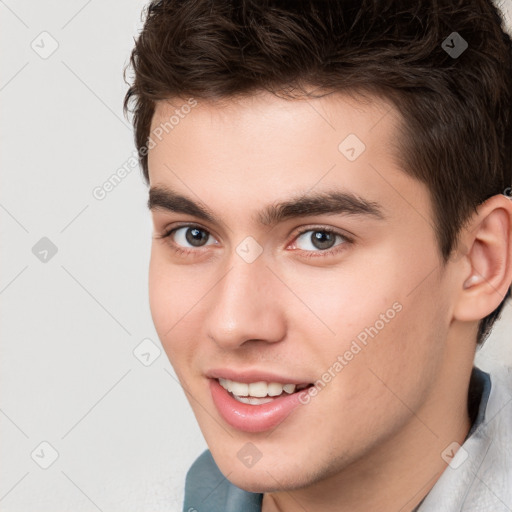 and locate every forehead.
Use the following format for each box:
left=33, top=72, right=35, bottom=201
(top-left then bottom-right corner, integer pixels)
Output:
left=147, top=90, right=432, bottom=231
left=149, top=89, right=398, bottom=146
left=148, top=90, right=397, bottom=180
